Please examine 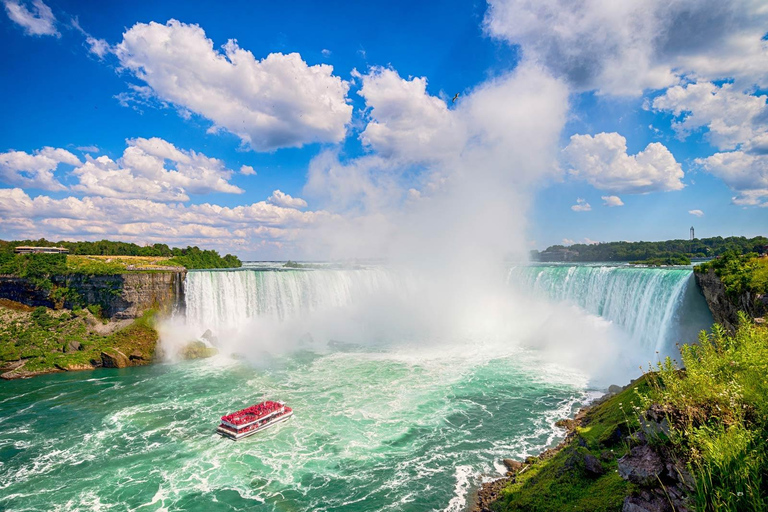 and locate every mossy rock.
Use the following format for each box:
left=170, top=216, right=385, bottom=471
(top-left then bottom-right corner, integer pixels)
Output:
left=181, top=340, right=218, bottom=360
